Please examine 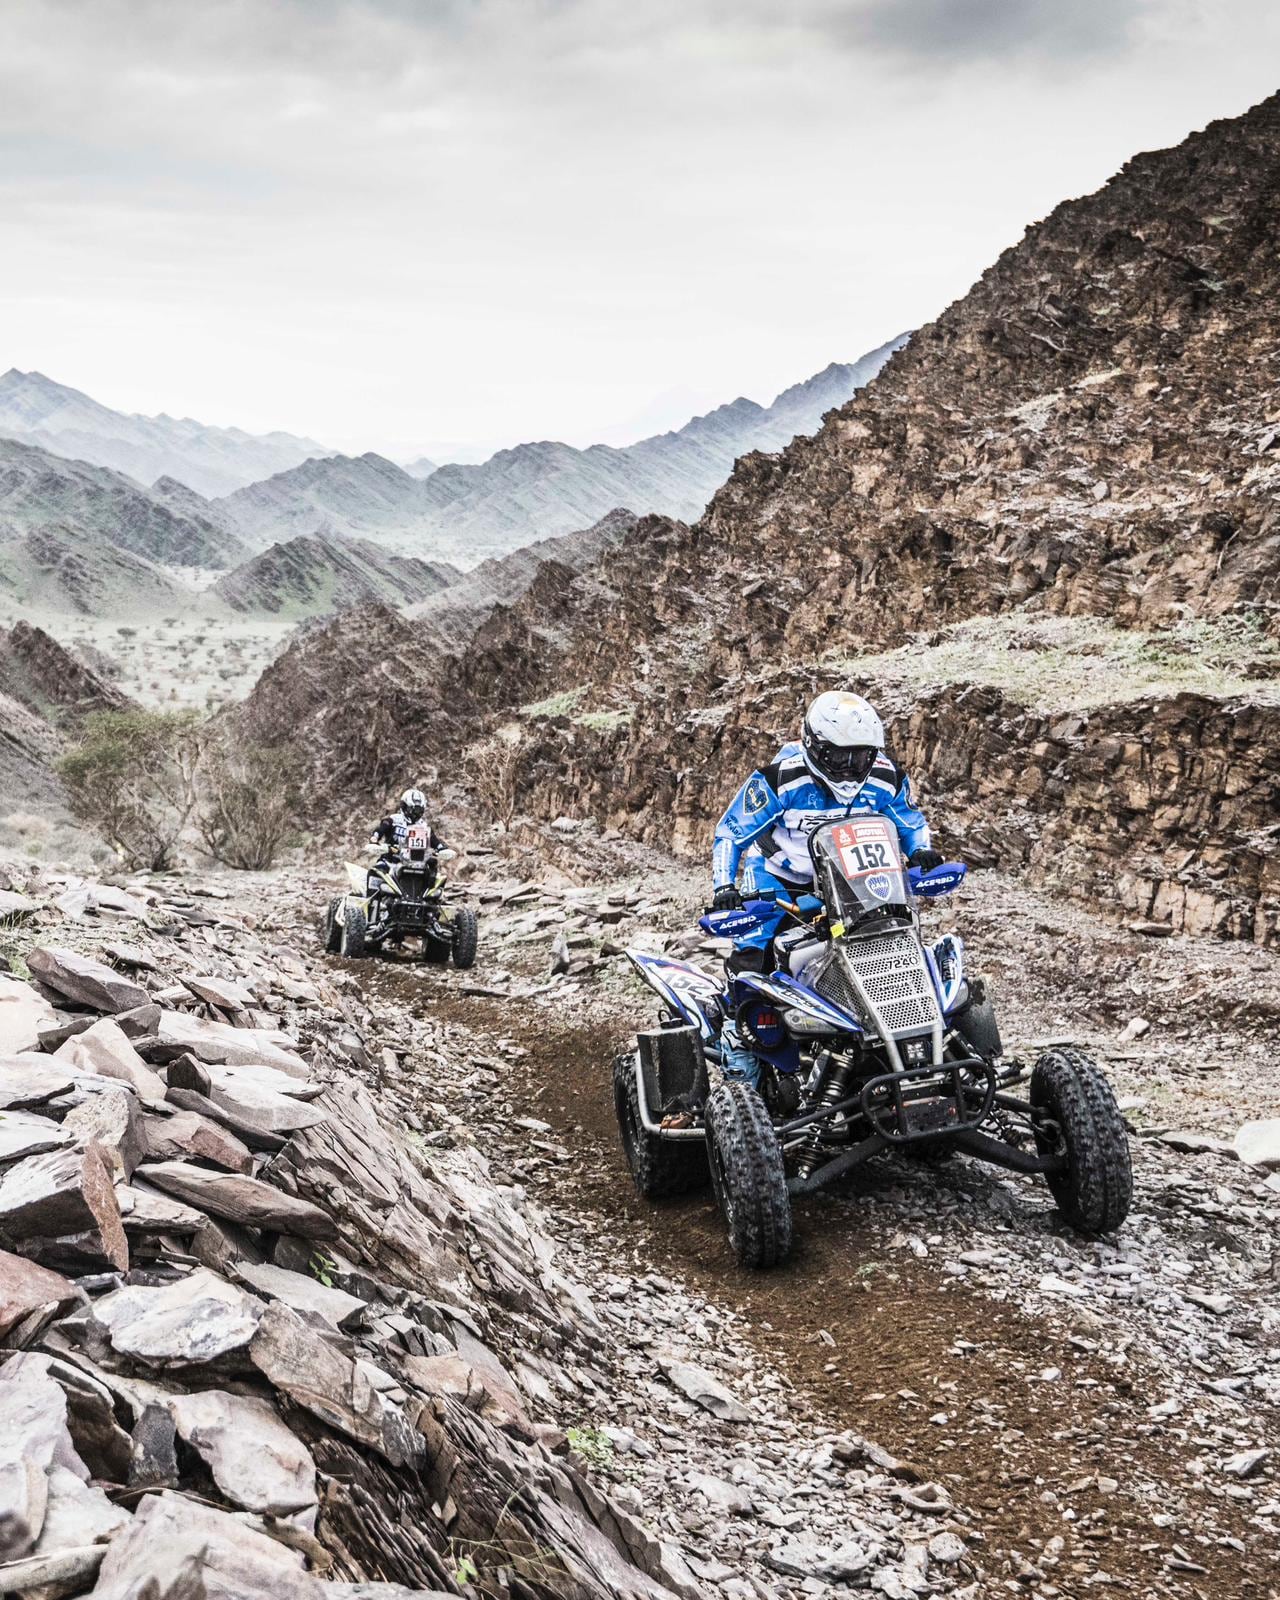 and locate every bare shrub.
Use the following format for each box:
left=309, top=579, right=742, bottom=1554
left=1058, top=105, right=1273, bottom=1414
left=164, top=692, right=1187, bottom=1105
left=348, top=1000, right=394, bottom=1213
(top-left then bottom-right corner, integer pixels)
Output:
left=198, top=738, right=300, bottom=870
left=57, top=710, right=204, bottom=870
left=461, top=730, right=524, bottom=831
